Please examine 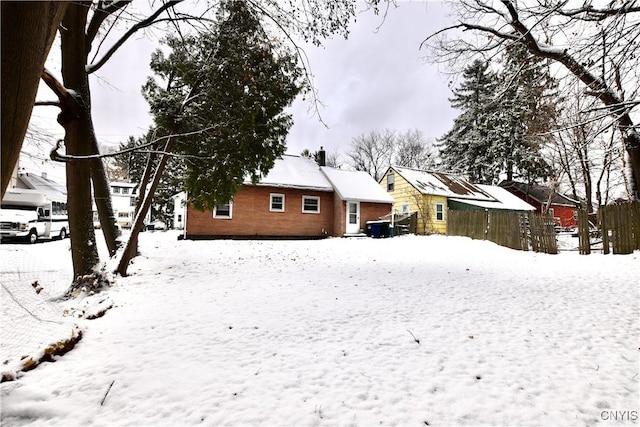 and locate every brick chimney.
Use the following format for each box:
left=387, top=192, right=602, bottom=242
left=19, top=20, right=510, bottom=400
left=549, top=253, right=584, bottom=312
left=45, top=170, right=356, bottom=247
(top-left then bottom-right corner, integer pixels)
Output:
left=317, top=146, right=326, bottom=167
